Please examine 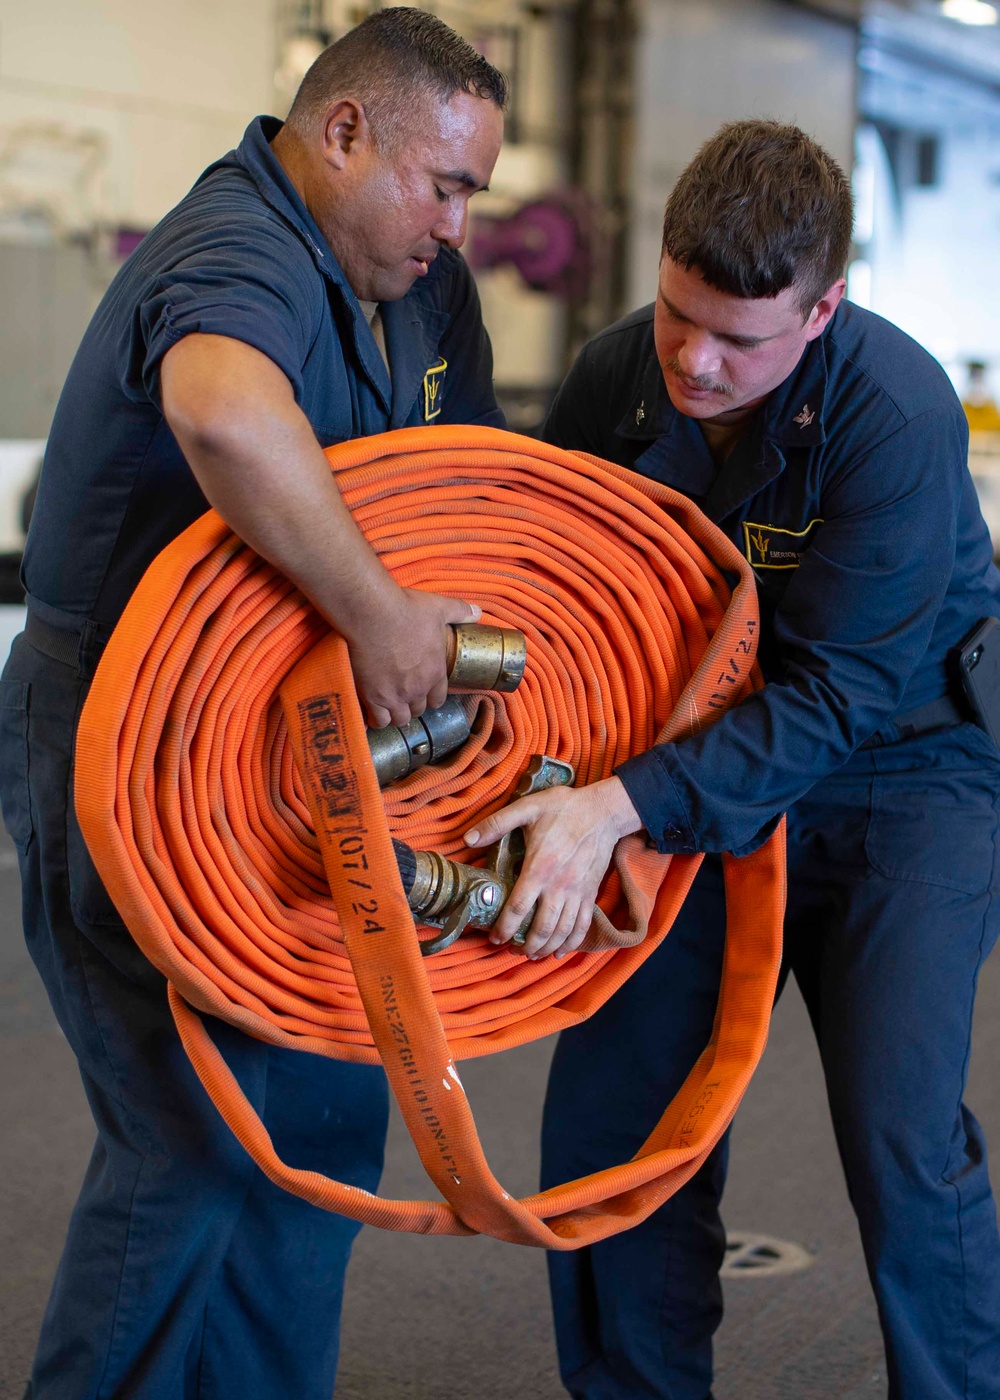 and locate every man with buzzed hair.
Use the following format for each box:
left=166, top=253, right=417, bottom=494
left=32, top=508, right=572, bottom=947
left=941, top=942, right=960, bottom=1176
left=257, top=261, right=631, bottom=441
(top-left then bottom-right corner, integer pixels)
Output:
left=473, top=120, right=1000, bottom=1398
left=0, top=10, right=505, bottom=1397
